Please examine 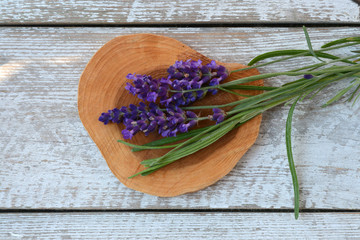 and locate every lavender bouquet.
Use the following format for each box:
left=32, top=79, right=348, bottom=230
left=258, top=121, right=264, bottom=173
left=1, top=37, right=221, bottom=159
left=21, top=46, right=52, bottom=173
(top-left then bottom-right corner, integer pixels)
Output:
left=99, top=27, right=360, bottom=219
